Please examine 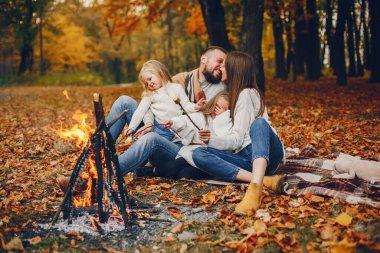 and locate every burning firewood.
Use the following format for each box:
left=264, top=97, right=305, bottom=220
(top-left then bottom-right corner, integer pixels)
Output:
left=52, top=94, right=133, bottom=228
